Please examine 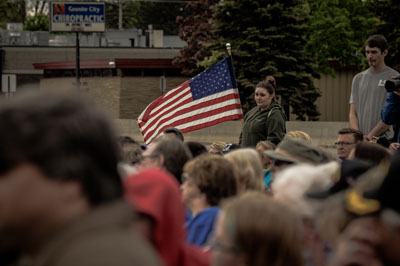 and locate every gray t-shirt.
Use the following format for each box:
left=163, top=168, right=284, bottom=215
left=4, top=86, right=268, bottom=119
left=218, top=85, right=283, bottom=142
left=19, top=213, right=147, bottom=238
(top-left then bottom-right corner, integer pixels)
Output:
left=349, top=66, right=399, bottom=136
